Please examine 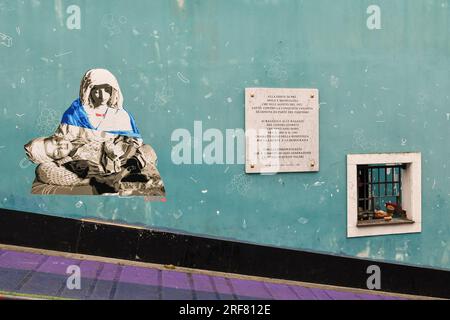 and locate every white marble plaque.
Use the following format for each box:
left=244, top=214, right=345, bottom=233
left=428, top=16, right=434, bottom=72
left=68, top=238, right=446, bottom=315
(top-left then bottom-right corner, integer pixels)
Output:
left=245, top=88, right=319, bottom=173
